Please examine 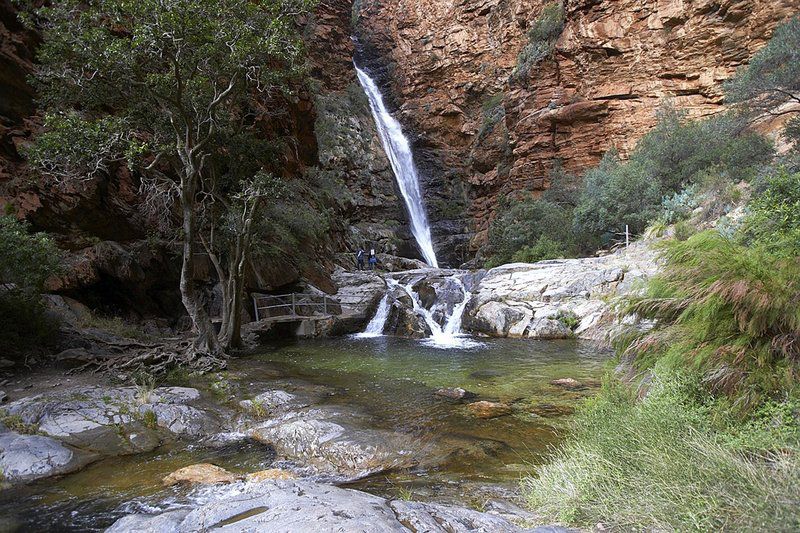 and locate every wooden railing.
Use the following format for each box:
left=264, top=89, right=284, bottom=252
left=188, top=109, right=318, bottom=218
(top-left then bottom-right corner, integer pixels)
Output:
left=251, top=293, right=366, bottom=321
